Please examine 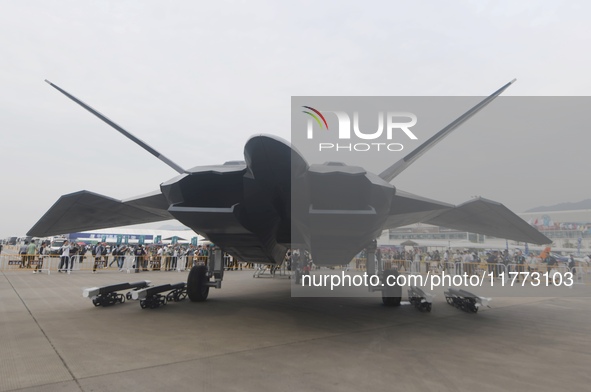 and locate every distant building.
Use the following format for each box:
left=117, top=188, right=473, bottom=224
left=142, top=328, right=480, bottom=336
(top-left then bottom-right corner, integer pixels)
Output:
left=64, top=228, right=204, bottom=246
left=518, top=209, right=591, bottom=249
left=379, top=209, right=591, bottom=253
